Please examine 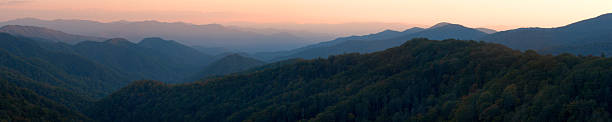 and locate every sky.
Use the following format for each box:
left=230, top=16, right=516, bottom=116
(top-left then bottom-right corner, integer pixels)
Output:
left=1, top=0, right=611, bottom=31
